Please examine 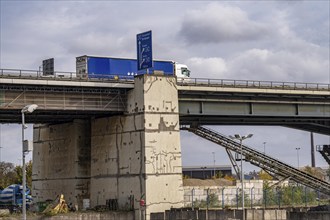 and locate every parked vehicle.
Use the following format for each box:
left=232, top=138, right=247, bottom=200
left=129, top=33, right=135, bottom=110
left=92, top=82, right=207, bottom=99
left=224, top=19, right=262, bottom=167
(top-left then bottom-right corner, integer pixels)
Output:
left=0, top=184, right=33, bottom=213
